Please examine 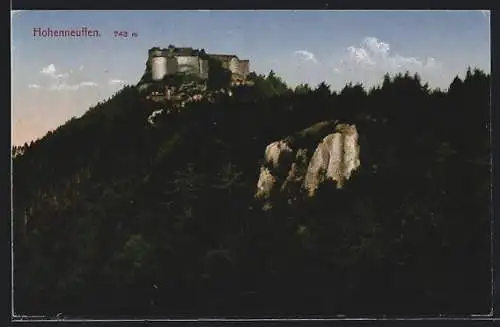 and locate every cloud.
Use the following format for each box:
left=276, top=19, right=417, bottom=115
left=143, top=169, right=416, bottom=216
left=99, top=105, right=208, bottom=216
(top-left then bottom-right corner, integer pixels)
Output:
left=425, top=57, right=439, bottom=69
left=480, top=10, right=490, bottom=18
left=109, top=79, right=127, bottom=85
left=41, top=64, right=56, bottom=75
left=389, top=54, right=422, bottom=69
left=80, top=81, right=98, bottom=87
left=28, top=84, right=41, bottom=89
left=343, top=36, right=441, bottom=71
left=347, top=46, right=375, bottom=65
left=41, top=64, right=68, bottom=79
left=36, top=64, right=98, bottom=91
left=363, top=37, right=390, bottom=57
left=48, top=81, right=98, bottom=91
left=293, top=50, right=318, bottom=64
